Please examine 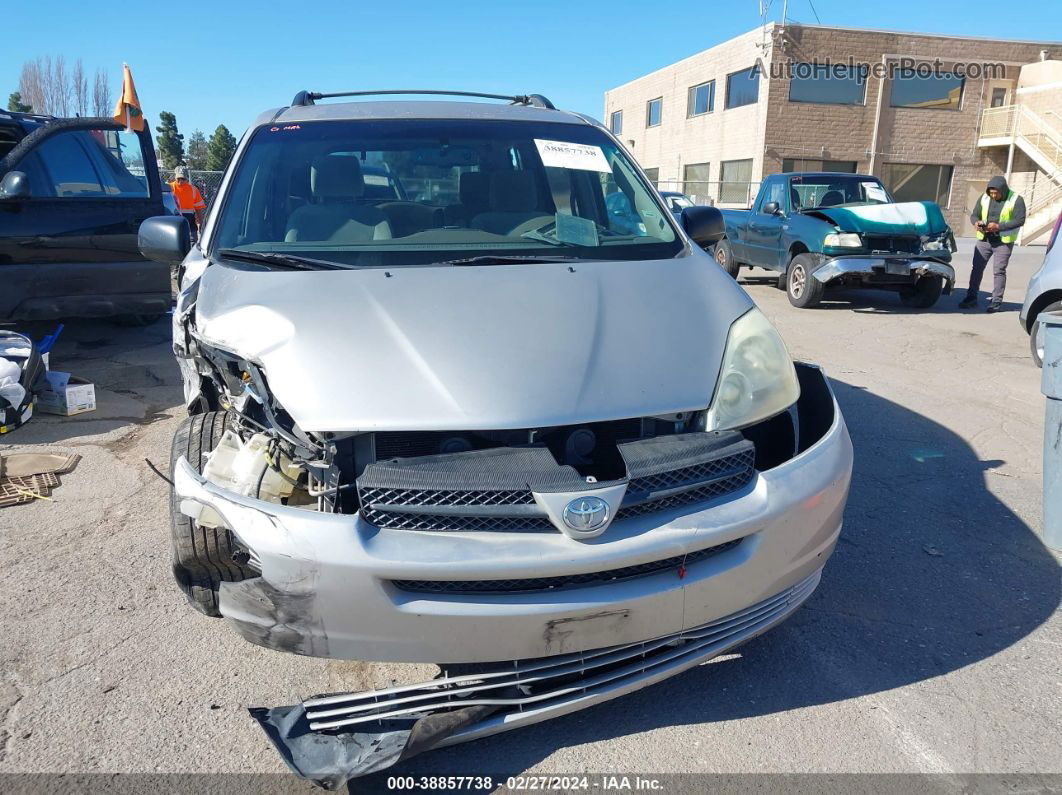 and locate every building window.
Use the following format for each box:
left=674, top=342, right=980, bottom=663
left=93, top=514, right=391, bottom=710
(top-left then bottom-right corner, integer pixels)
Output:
left=720, top=158, right=754, bottom=203
left=610, top=110, right=623, bottom=135
left=682, top=162, right=711, bottom=201
left=643, top=167, right=660, bottom=187
left=881, top=163, right=954, bottom=206
left=788, top=64, right=867, bottom=105
left=646, top=98, right=662, bottom=127
left=890, top=70, right=964, bottom=110
left=990, top=87, right=1008, bottom=108
left=782, top=158, right=858, bottom=173
left=687, top=81, right=715, bottom=117
left=725, top=67, right=760, bottom=109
